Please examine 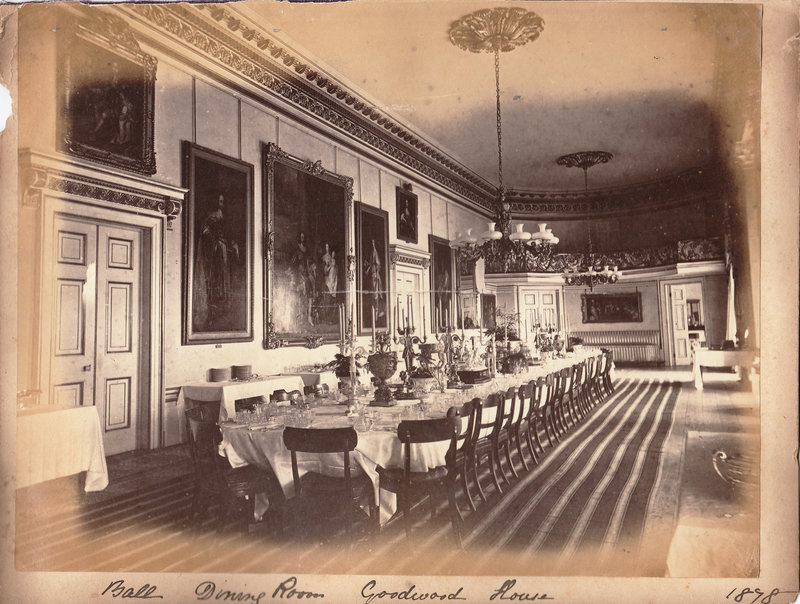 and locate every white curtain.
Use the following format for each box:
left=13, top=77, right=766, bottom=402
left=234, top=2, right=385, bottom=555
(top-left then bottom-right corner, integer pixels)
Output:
left=725, top=264, right=737, bottom=342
